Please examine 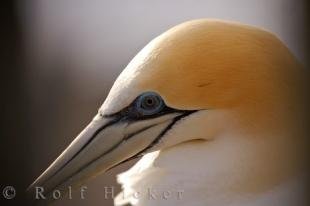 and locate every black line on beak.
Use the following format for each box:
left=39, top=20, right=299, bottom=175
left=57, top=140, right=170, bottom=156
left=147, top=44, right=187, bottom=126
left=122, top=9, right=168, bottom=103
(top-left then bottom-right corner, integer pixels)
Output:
left=110, top=110, right=198, bottom=170
left=35, top=97, right=197, bottom=196
left=44, top=121, right=160, bottom=196
left=41, top=116, right=122, bottom=190
left=66, top=123, right=159, bottom=176
left=141, top=110, right=198, bottom=153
